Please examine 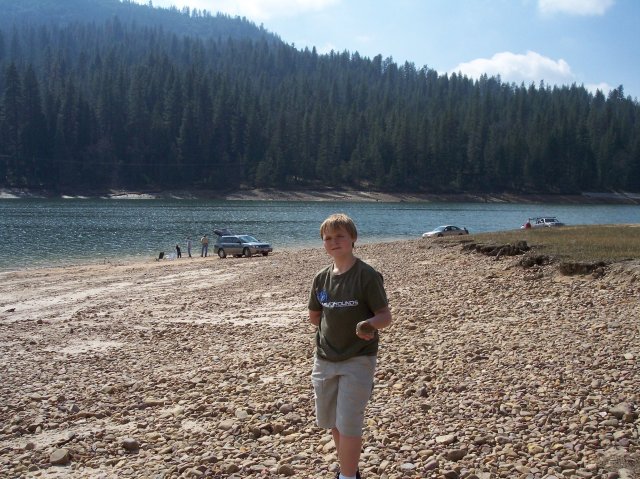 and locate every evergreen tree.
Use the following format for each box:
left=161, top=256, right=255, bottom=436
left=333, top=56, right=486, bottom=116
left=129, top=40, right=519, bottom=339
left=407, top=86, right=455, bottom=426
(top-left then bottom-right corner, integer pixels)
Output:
left=20, top=64, right=48, bottom=185
left=1, top=62, right=21, bottom=185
